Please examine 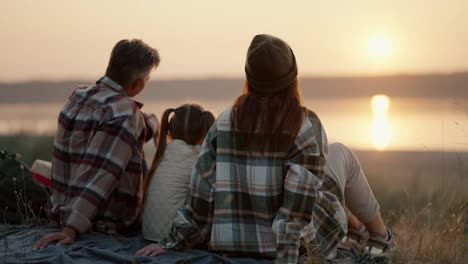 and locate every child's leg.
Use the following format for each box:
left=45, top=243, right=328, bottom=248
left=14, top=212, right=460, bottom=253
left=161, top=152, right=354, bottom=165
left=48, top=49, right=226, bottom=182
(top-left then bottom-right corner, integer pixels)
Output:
left=326, top=143, right=386, bottom=237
